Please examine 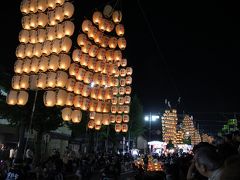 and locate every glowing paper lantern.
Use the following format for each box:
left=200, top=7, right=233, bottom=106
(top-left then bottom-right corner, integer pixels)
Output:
left=94, top=113, right=102, bottom=125
left=46, top=72, right=56, bottom=88
left=20, top=75, right=30, bottom=89
left=46, top=26, right=56, bottom=41
left=63, top=2, right=74, bottom=18
left=83, top=71, right=93, bottom=84
left=60, top=36, right=72, bottom=53
left=102, top=114, right=110, bottom=125
left=48, top=10, right=57, bottom=26
left=106, top=50, right=114, bottom=62
left=29, top=75, right=38, bottom=90
left=115, top=124, right=122, bottom=132
left=62, top=107, right=72, bottom=121
left=22, top=15, right=30, bottom=30
left=97, top=48, right=106, bottom=61
left=81, top=84, right=91, bottom=97
left=111, top=97, right=117, bottom=105
left=118, top=97, right=125, bottom=105
left=56, top=89, right=67, bottom=106
left=100, top=36, right=109, bottom=48
left=20, top=0, right=30, bottom=14
left=79, top=53, right=89, bottom=67
left=56, top=71, right=68, bottom=88
left=65, top=93, right=74, bottom=106
left=94, top=31, right=104, bottom=45
left=95, top=125, right=101, bottom=130
left=48, top=55, right=59, bottom=71
left=37, top=73, right=47, bottom=89
left=112, top=11, right=122, bottom=24
left=73, top=95, right=83, bottom=108
left=37, top=0, right=47, bottom=12
left=74, top=81, right=84, bottom=95
left=56, top=24, right=64, bottom=39
left=126, top=67, right=133, bottom=75
left=77, top=33, right=87, bottom=47
left=93, top=11, right=103, bottom=25
left=116, top=24, right=124, bottom=36
left=113, top=50, right=122, bottom=61
left=88, top=120, right=95, bottom=129
left=37, top=29, right=47, bottom=43
left=121, top=59, right=127, bottom=67
left=17, top=91, right=29, bottom=105
left=55, top=0, right=64, bottom=5
left=110, top=115, right=116, bottom=123
left=47, top=0, right=56, bottom=10
left=88, top=26, right=98, bottom=40
left=59, top=54, right=71, bottom=70
left=42, top=40, right=52, bottom=56
left=12, top=75, right=21, bottom=90
left=123, top=114, right=129, bottom=123
left=43, top=90, right=56, bottom=107
left=123, top=105, right=130, bottom=113
left=122, top=124, right=128, bottom=132
left=29, top=0, right=37, bottom=13
left=120, top=69, right=126, bottom=77
left=63, top=21, right=75, bottom=36
left=108, top=37, right=118, bottom=49
left=22, top=58, right=31, bottom=73
left=33, top=43, right=42, bottom=57
left=66, top=78, right=76, bottom=92
left=6, top=90, right=18, bottom=105
left=19, top=30, right=29, bottom=43
left=89, top=45, right=98, bottom=57
left=116, top=115, right=122, bottom=124
left=82, top=19, right=92, bottom=33
left=52, top=39, right=61, bottom=54
left=71, top=110, right=82, bottom=123
left=25, top=43, right=34, bottom=58
left=37, top=12, right=48, bottom=27
left=119, top=87, right=125, bottom=95
left=118, top=37, right=126, bottom=50
left=76, top=68, right=86, bottom=81
left=39, top=56, right=49, bottom=72
left=111, top=105, right=117, bottom=114
left=126, top=76, right=132, bottom=85
left=54, top=6, right=64, bottom=22
left=69, top=63, right=79, bottom=76
left=14, top=60, right=23, bottom=74
left=81, top=41, right=91, bottom=54
left=124, top=96, right=131, bottom=104
left=29, top=14, right=38, bottom=28
left=105, top=20, right=114, bottom=32
left=81, top=98, right=90, bottom=110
